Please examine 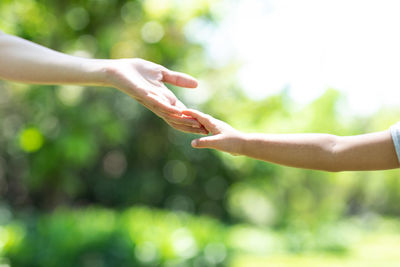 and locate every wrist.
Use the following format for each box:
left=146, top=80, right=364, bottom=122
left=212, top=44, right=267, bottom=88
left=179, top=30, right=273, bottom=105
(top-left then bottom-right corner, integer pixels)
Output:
left=81, top=58, right=126, bottom=87
left=95, top=58, right=135, bottom=89
left=234, top=132, right=247, bottom=155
